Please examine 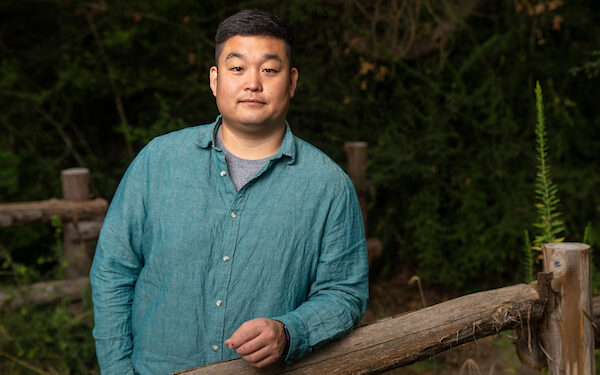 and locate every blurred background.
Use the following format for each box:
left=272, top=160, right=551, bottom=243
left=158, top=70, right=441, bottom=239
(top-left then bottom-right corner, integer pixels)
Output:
left=0, top=0, right=599, bottom=373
